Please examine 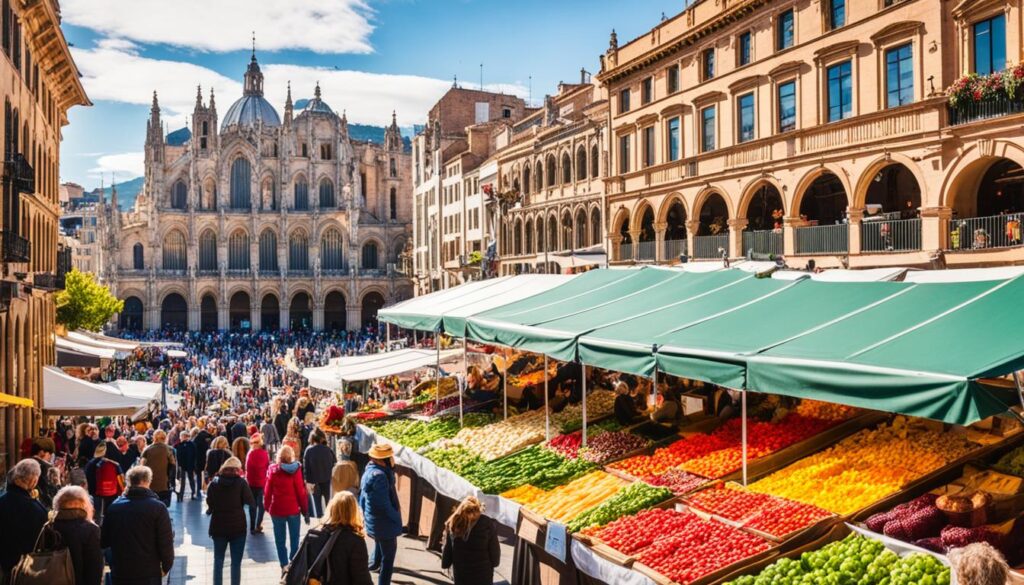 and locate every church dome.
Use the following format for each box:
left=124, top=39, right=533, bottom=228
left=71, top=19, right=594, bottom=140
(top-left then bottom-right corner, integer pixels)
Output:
left=221, top=95, right=281, bottom=130
left=220, top=52, right=281, bottom=131
left=300, top=83, right=334, bottom=116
